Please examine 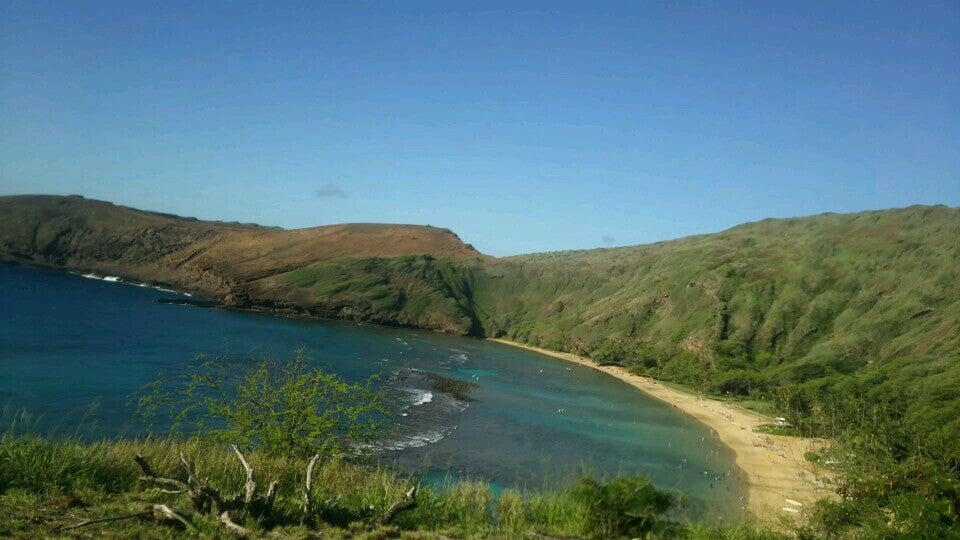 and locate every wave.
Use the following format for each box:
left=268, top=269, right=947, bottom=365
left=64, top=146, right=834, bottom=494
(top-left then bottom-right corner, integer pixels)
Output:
left=402, top=388, right=433, bottom=407
left=378, top=428, right=453, bottom=451
left=81, top=273, right=121, bottom=282
left=134, top=282, right=182, bottom=295
left=75, top=272, right=192, bottom=297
